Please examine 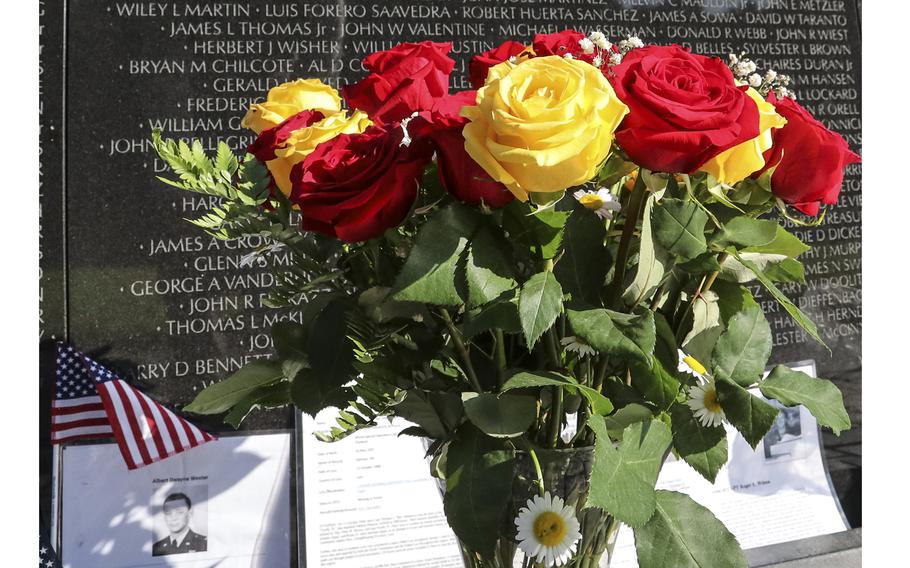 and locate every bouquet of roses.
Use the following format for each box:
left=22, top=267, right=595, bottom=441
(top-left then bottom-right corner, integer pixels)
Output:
left=152, top=30, right=858, bottom=568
